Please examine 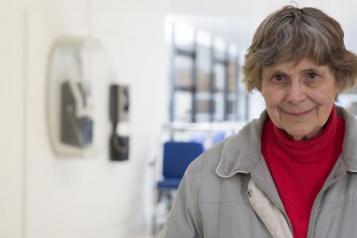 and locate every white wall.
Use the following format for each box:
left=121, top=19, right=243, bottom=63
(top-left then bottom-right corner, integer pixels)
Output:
left=0, top=0, right=25, bottom=237
left=0, top=0, right=168, bottom=237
